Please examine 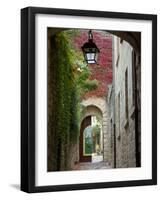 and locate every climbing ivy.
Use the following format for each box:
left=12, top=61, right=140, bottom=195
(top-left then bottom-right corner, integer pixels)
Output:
left=48, top=30, right=98, bottom=171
